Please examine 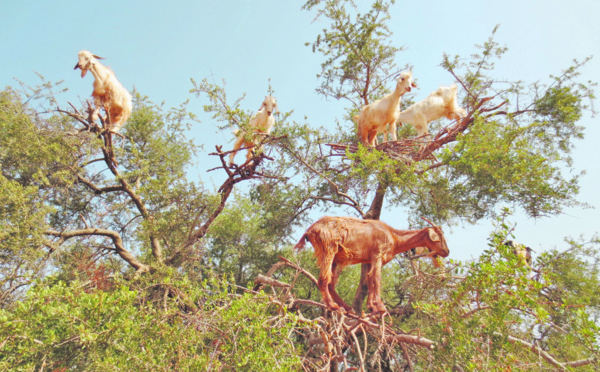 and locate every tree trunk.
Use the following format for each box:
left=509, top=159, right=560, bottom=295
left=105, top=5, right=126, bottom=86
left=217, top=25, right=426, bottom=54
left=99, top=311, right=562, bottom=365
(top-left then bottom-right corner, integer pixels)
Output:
left=352, top=263, right=370, bottom=314
left=363, top=182, right=387, bottom=220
